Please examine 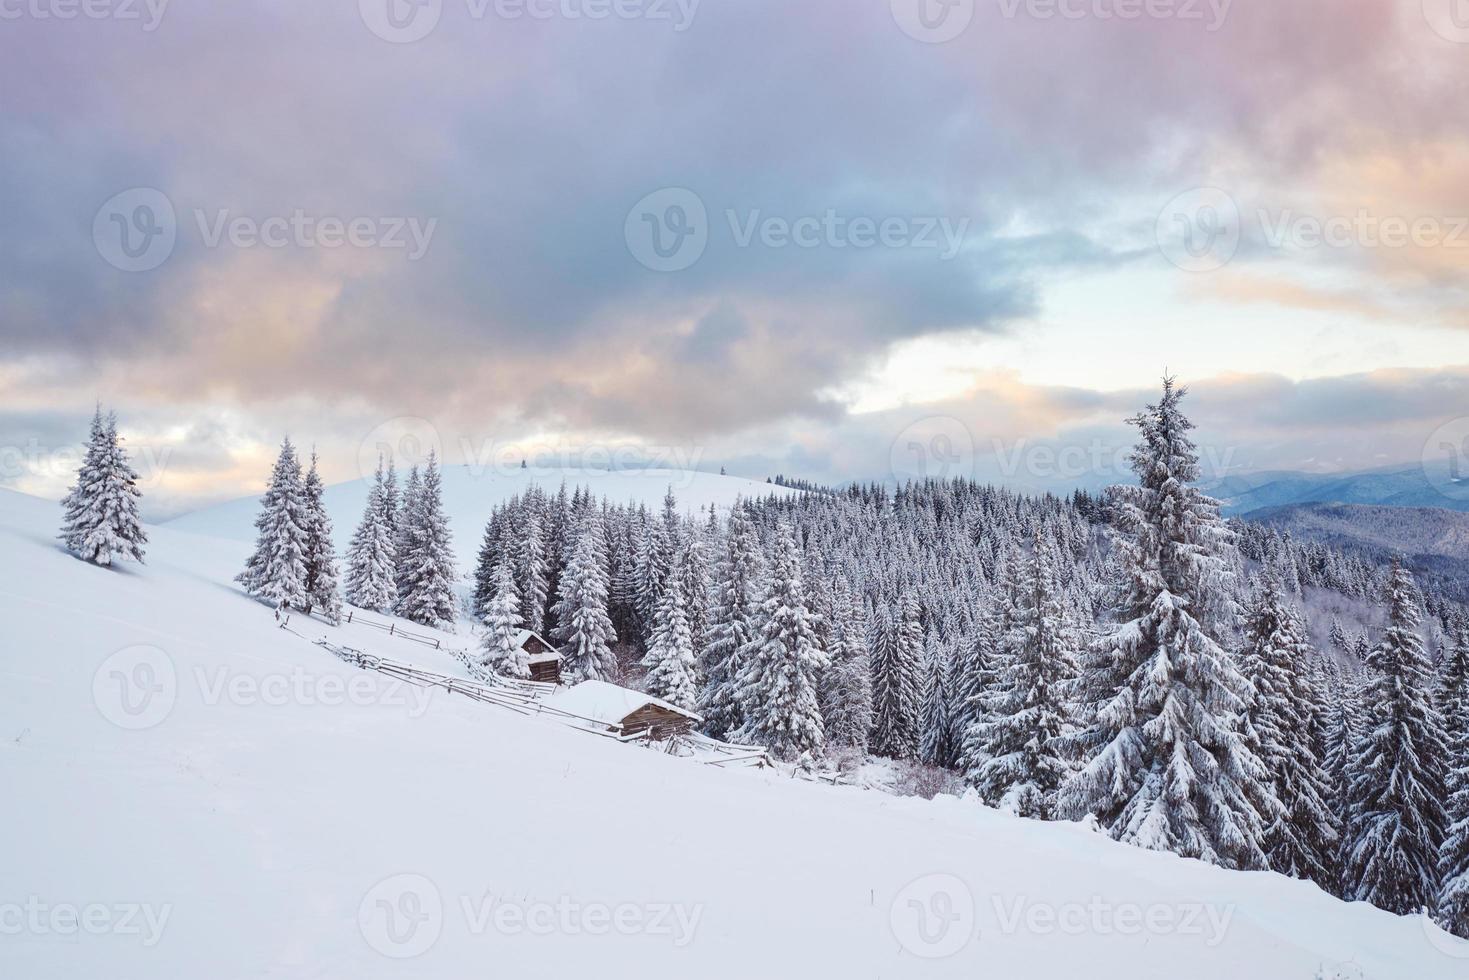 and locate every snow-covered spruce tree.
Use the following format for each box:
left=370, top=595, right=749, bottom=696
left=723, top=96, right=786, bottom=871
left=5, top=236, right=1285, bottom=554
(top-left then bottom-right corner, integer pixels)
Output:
left=480, top=561, right=528, bottom=679
left=819, top=575, right=873, bottom=751
left=952, top=594, right=1004, bottom=735
left=1344, top=559, right=1450, bottom=915
left=732, top=523, right=827, bottom=761
left=236, top=438, right=309, bottom=612
left=1058, top=378, right=1277, bottom=871
left=970, top=539, right=1079, bottom=819
left=634, top=505, right=672, bottom=643
left=918, top=632, right=961, bottom=770
left=344, top=459, right=398, bottom=613
left=1440, top=627, right=1469, bottom=937
left=59, top=407, right=148, bottom=566
left=393, top=465, right=421, bottom=603
left=678, top=531, right=712, bottom=654
left=641, top=573, right=700, bottom=711
left=394, top=452, right=457, bottom=628
left=300, top=451, right=342, bottom=623
left=514, top=504, right=549, bottom=634
left=553, top=513, right=618, bottom=684
left=954, top=593, right=1006, bottom=778
left=869, top=601, right=921, bottom=759
left=698, top=502, right=765, bottom=739
left=1322, top=662, right=1363, bottom=895
left=1237, top=571, right=1337, bottom=886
